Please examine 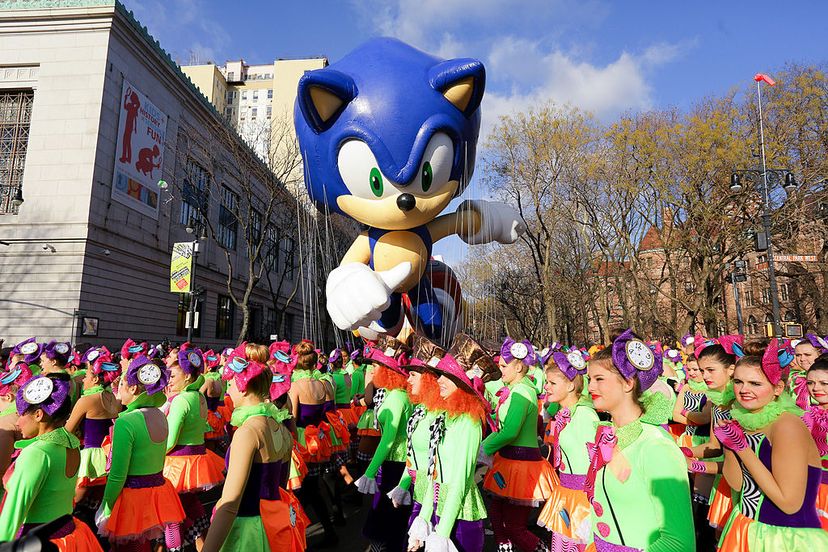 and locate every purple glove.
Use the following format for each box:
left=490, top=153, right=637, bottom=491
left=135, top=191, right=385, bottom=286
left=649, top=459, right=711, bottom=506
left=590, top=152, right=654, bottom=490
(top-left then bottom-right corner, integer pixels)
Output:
left=714, top=420, right=749, bottom=453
